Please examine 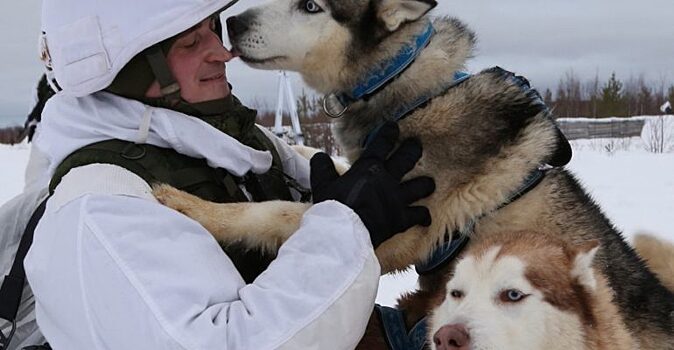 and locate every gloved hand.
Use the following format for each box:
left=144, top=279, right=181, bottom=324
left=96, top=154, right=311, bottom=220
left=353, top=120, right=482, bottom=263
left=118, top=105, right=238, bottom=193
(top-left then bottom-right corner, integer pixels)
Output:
left=311, top=122, right=435, bottom=249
